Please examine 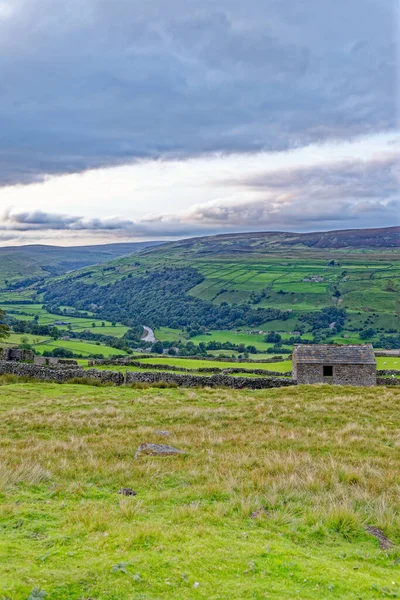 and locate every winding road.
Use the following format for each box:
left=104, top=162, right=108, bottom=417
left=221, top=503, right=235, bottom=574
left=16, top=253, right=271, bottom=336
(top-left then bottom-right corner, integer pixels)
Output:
left=141, top=326, right=156, bottom=343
